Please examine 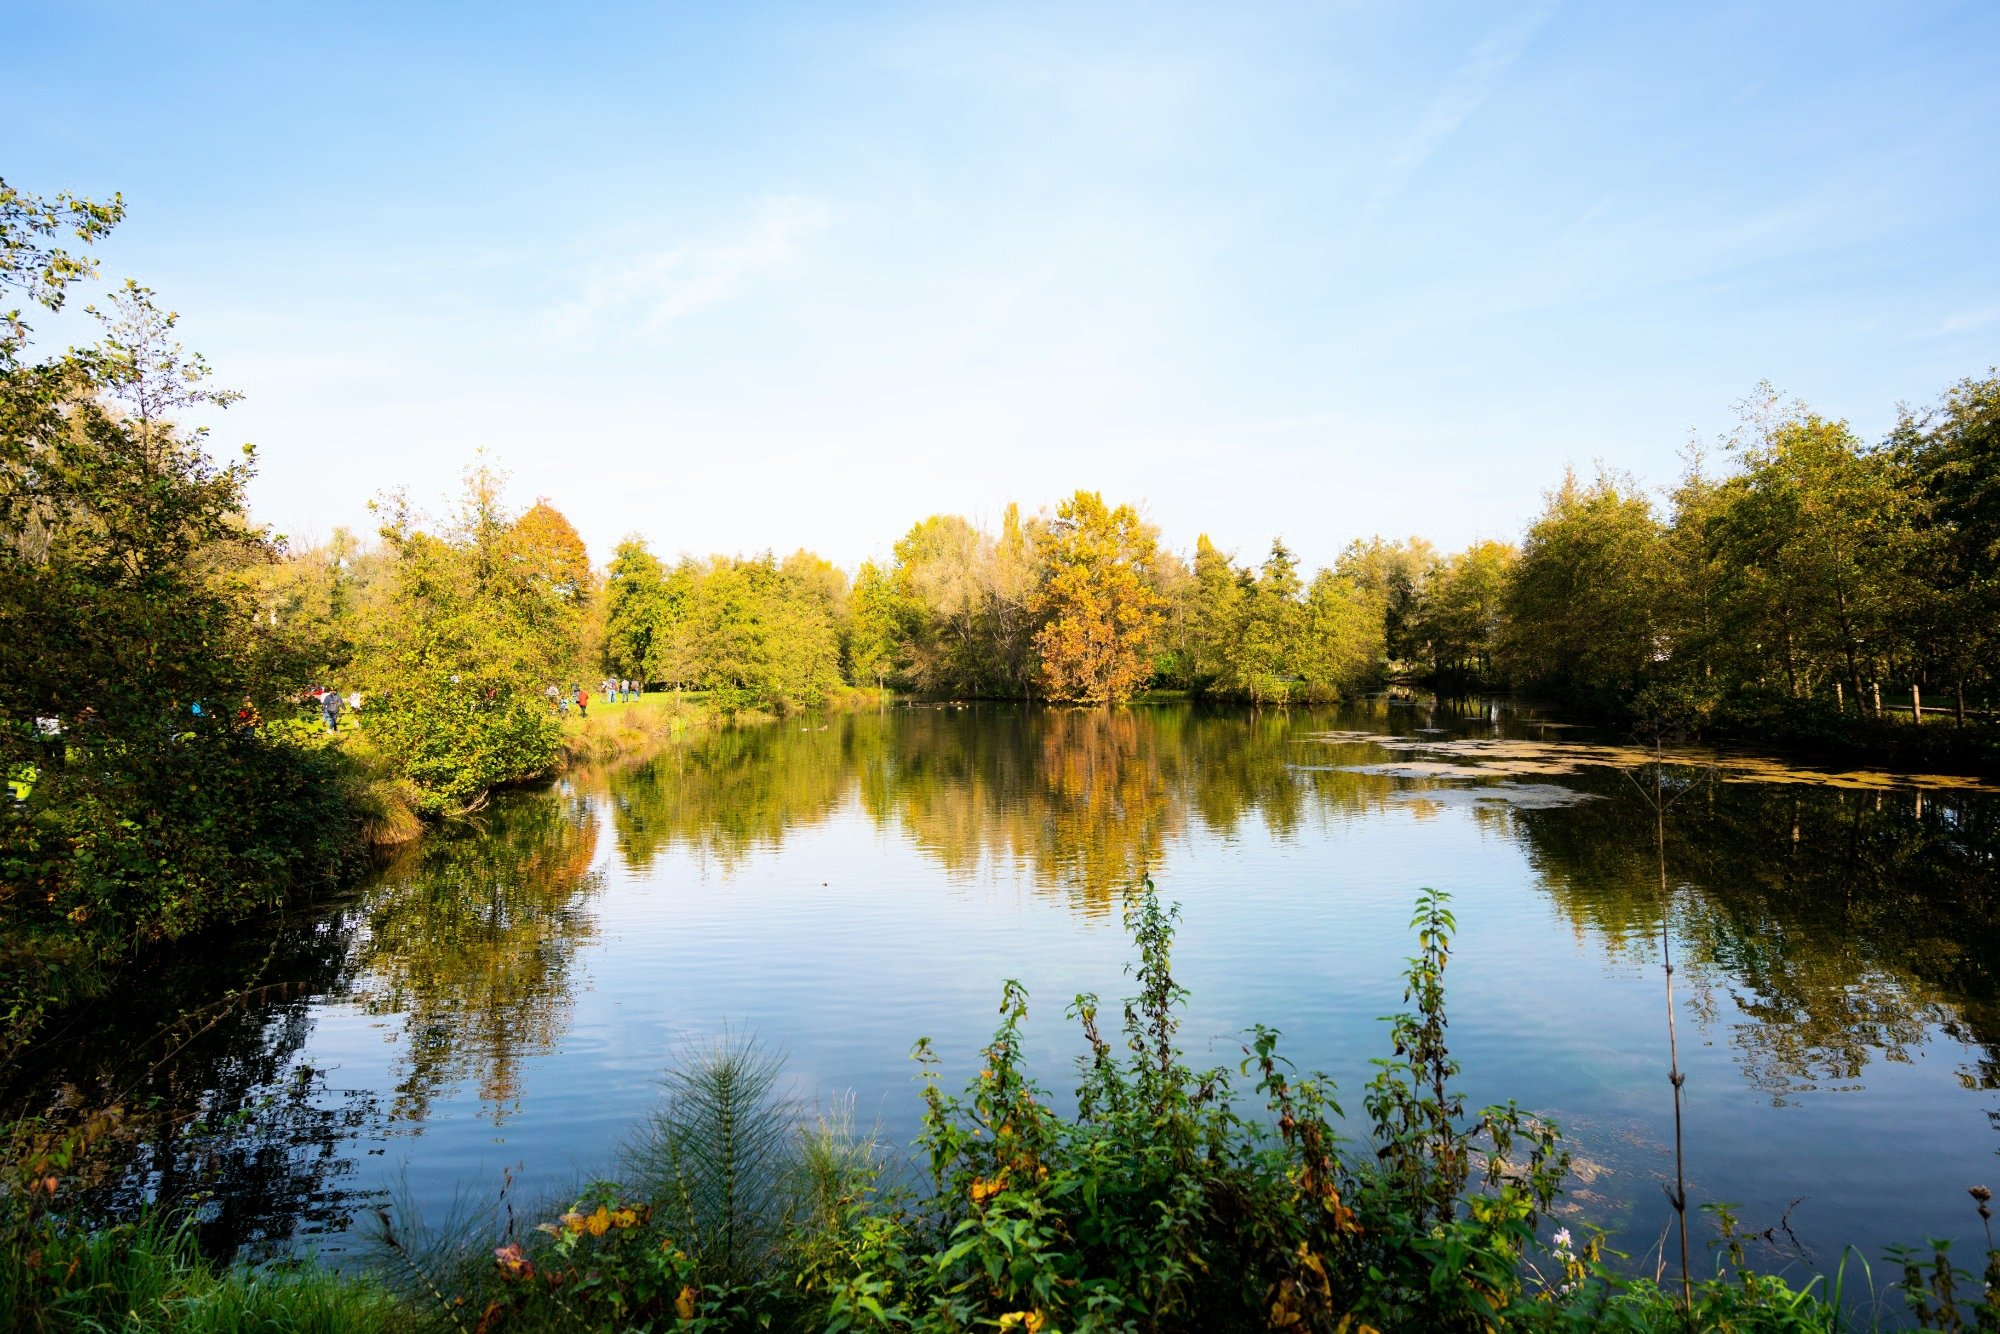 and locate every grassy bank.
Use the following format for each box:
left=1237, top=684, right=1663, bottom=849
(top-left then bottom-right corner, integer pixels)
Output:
left=8, top=882, right=1978, bottom=1332
left=555, top=686, right=894, bottom=768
